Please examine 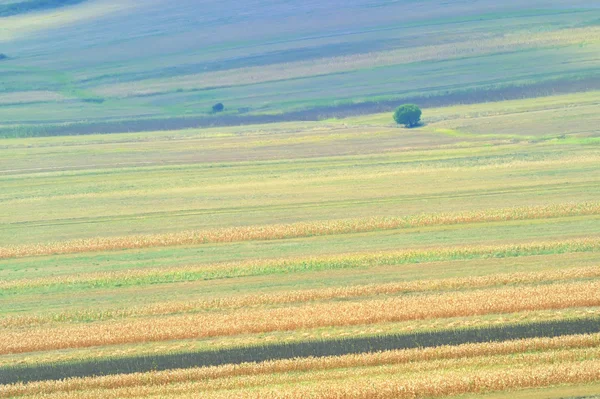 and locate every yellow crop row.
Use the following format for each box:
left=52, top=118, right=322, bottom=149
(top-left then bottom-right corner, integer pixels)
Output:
left=8, top=351, right=600, bottom=398
left=4, top=265, right=600, bottom=328
left=1, top=202, right=598, bottom=259
left=179, top=359, right=600, bottom=399
left=5, top=308, right=598, bottom=369
left=3, top=334, right=599, bottom=397
left=3, top=280, right=599, bottom=355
